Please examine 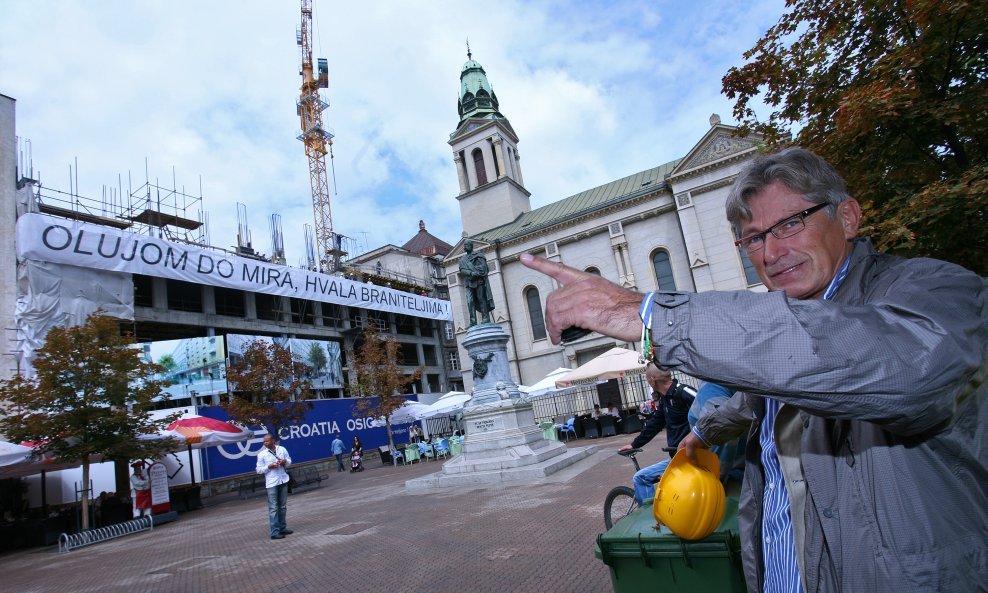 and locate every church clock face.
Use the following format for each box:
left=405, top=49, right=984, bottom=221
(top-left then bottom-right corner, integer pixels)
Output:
left=466, top=123, right=478, bottom=132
